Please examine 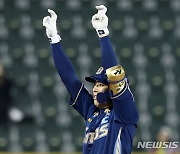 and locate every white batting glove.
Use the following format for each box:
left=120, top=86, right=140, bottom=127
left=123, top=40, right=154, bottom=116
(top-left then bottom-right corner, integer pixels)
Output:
left=43, top=9, right=61, bottom=44
left=91, top=5, right=109, bottom=38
